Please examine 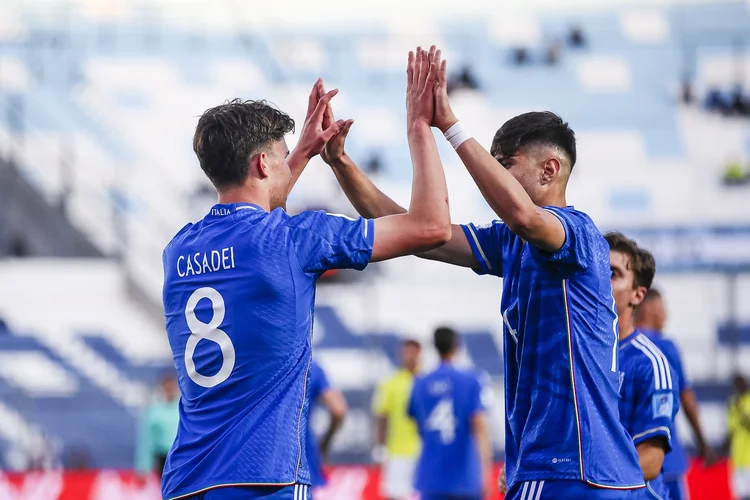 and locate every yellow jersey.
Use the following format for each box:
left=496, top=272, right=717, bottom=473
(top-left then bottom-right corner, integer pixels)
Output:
left=372, top=369, right=421, bottom=458
left=728, top=392, right=750, bottom=468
